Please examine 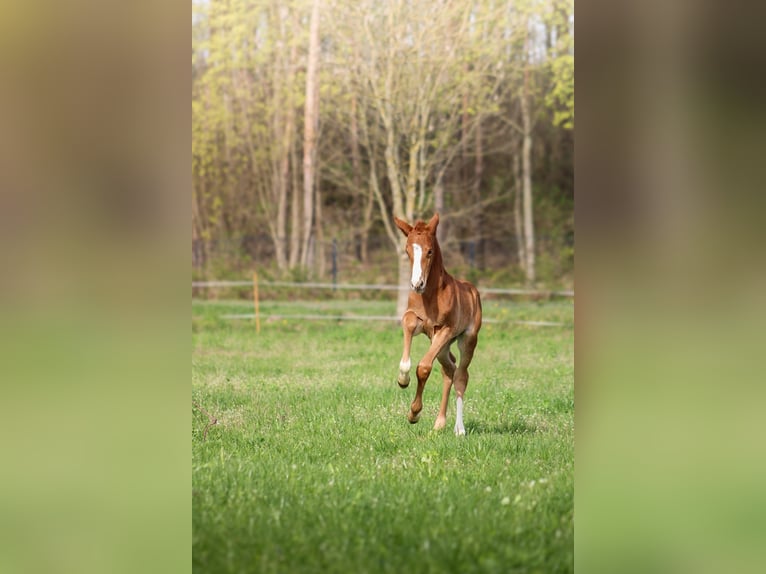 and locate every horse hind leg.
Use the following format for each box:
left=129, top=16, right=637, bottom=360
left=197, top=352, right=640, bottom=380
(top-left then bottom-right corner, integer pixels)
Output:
left=454, top=334, right=478, bottom=436
left=433, top=347, right=456, bottom=430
